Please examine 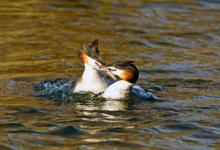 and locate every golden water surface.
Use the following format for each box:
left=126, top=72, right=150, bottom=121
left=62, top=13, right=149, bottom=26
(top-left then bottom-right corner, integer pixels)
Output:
left=0, top=0, right=220, bottom=149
